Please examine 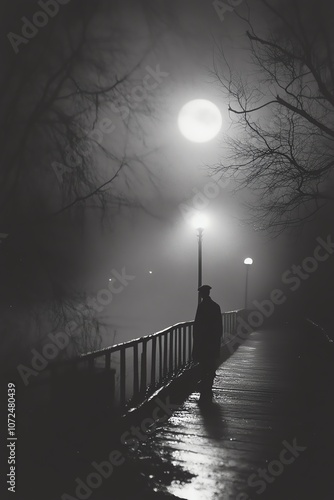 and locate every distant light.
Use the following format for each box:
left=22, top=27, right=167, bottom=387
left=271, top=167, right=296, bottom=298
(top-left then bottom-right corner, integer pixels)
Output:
left=244, top=257, right=253, bottom=265
left=108, top=278, right=112, bottom=281
left=178, top=99, right=222, bottom=143
left=149, top=271, right=153, bottom=274
left=191, top=212, right=209, bottom=230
